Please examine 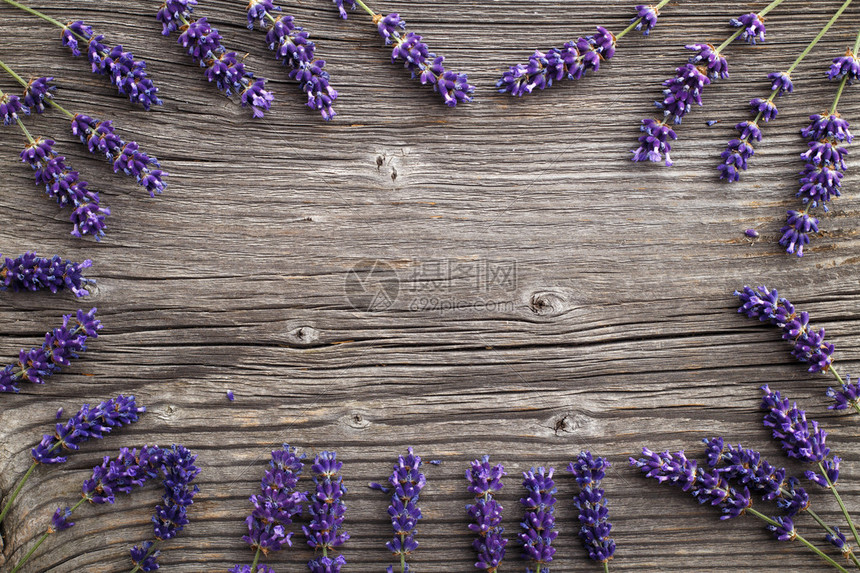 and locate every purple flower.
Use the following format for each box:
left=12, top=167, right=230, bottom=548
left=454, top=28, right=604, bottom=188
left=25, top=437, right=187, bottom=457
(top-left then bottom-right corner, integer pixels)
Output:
left=735, top=287, right=836, bottom=374
left=730, top=13, right=766, bottom=45
left=51, top=506, right=75, bottom=532
left=768, top=516, right=796, bottom=541
left=779, top=210, right=819, bottom=258
left=497, top=28, right=615, bottom=97
left=21, top=76, right=56, bottom=115
left=0, top=308, right=101, bottom=393
left=379, top=18, right=474, bottom=107
left=826, top=527, right=850, bottom=556
left=802, top=113, right=853, bottom=142
left=656, top=62, right=710, bottom=124
left=806, top=457, right=840, bottom=488
left=247, top=0, right=277, bottom=28
left=466, top=455, right=508, bottom=571
left=631, top=118, right=677, bottom=166
left=761, top=385, right=830, bottom=467
left=718, top=124, right=757, bottom=181
left=768, top=71, right=794, bottom=95
left=331, top=0, right=357, bottom=19
left=251, top=2, right=338, bottom=121
left=31, top=395, right=144, bottom=464
left=630, top=448, right=752, bottom=520
left=568, top=452, right=615, bottom=564
left=241, top=444, right=306, bottom=556
left=152, top=444, right=201, bottom=540
left=0, top=253, right=92, bottom=297
left=686, top=43, right=728, bottom=79
left=0, top=92, right=23, bottom=125
left=20, top=137, right=110, bottom=239
left=158, top=2, right=273, bottom=118
left=70, top=114, right=167, bottom=196
left=227, top=390, right=235, bottom=401
left=303, top=451, right=349, bottom=570
left=632, top=5, right=659, bottom=36
left=130, top=541, right=161, bottom=572
left=519, top=467, right=557, bottom=572
left=751, top=98, right=778, bottom=122
left=827, top=48, right=860, bottom=85
left=230, top=566, right=276, bottom=573
left=60, top=21, right=161, bottom=109
left=385, top=447, right=425, bottom=569
left=81, top=446, right=161, bottom=505
left=827, top=375, right=860, bottom=411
